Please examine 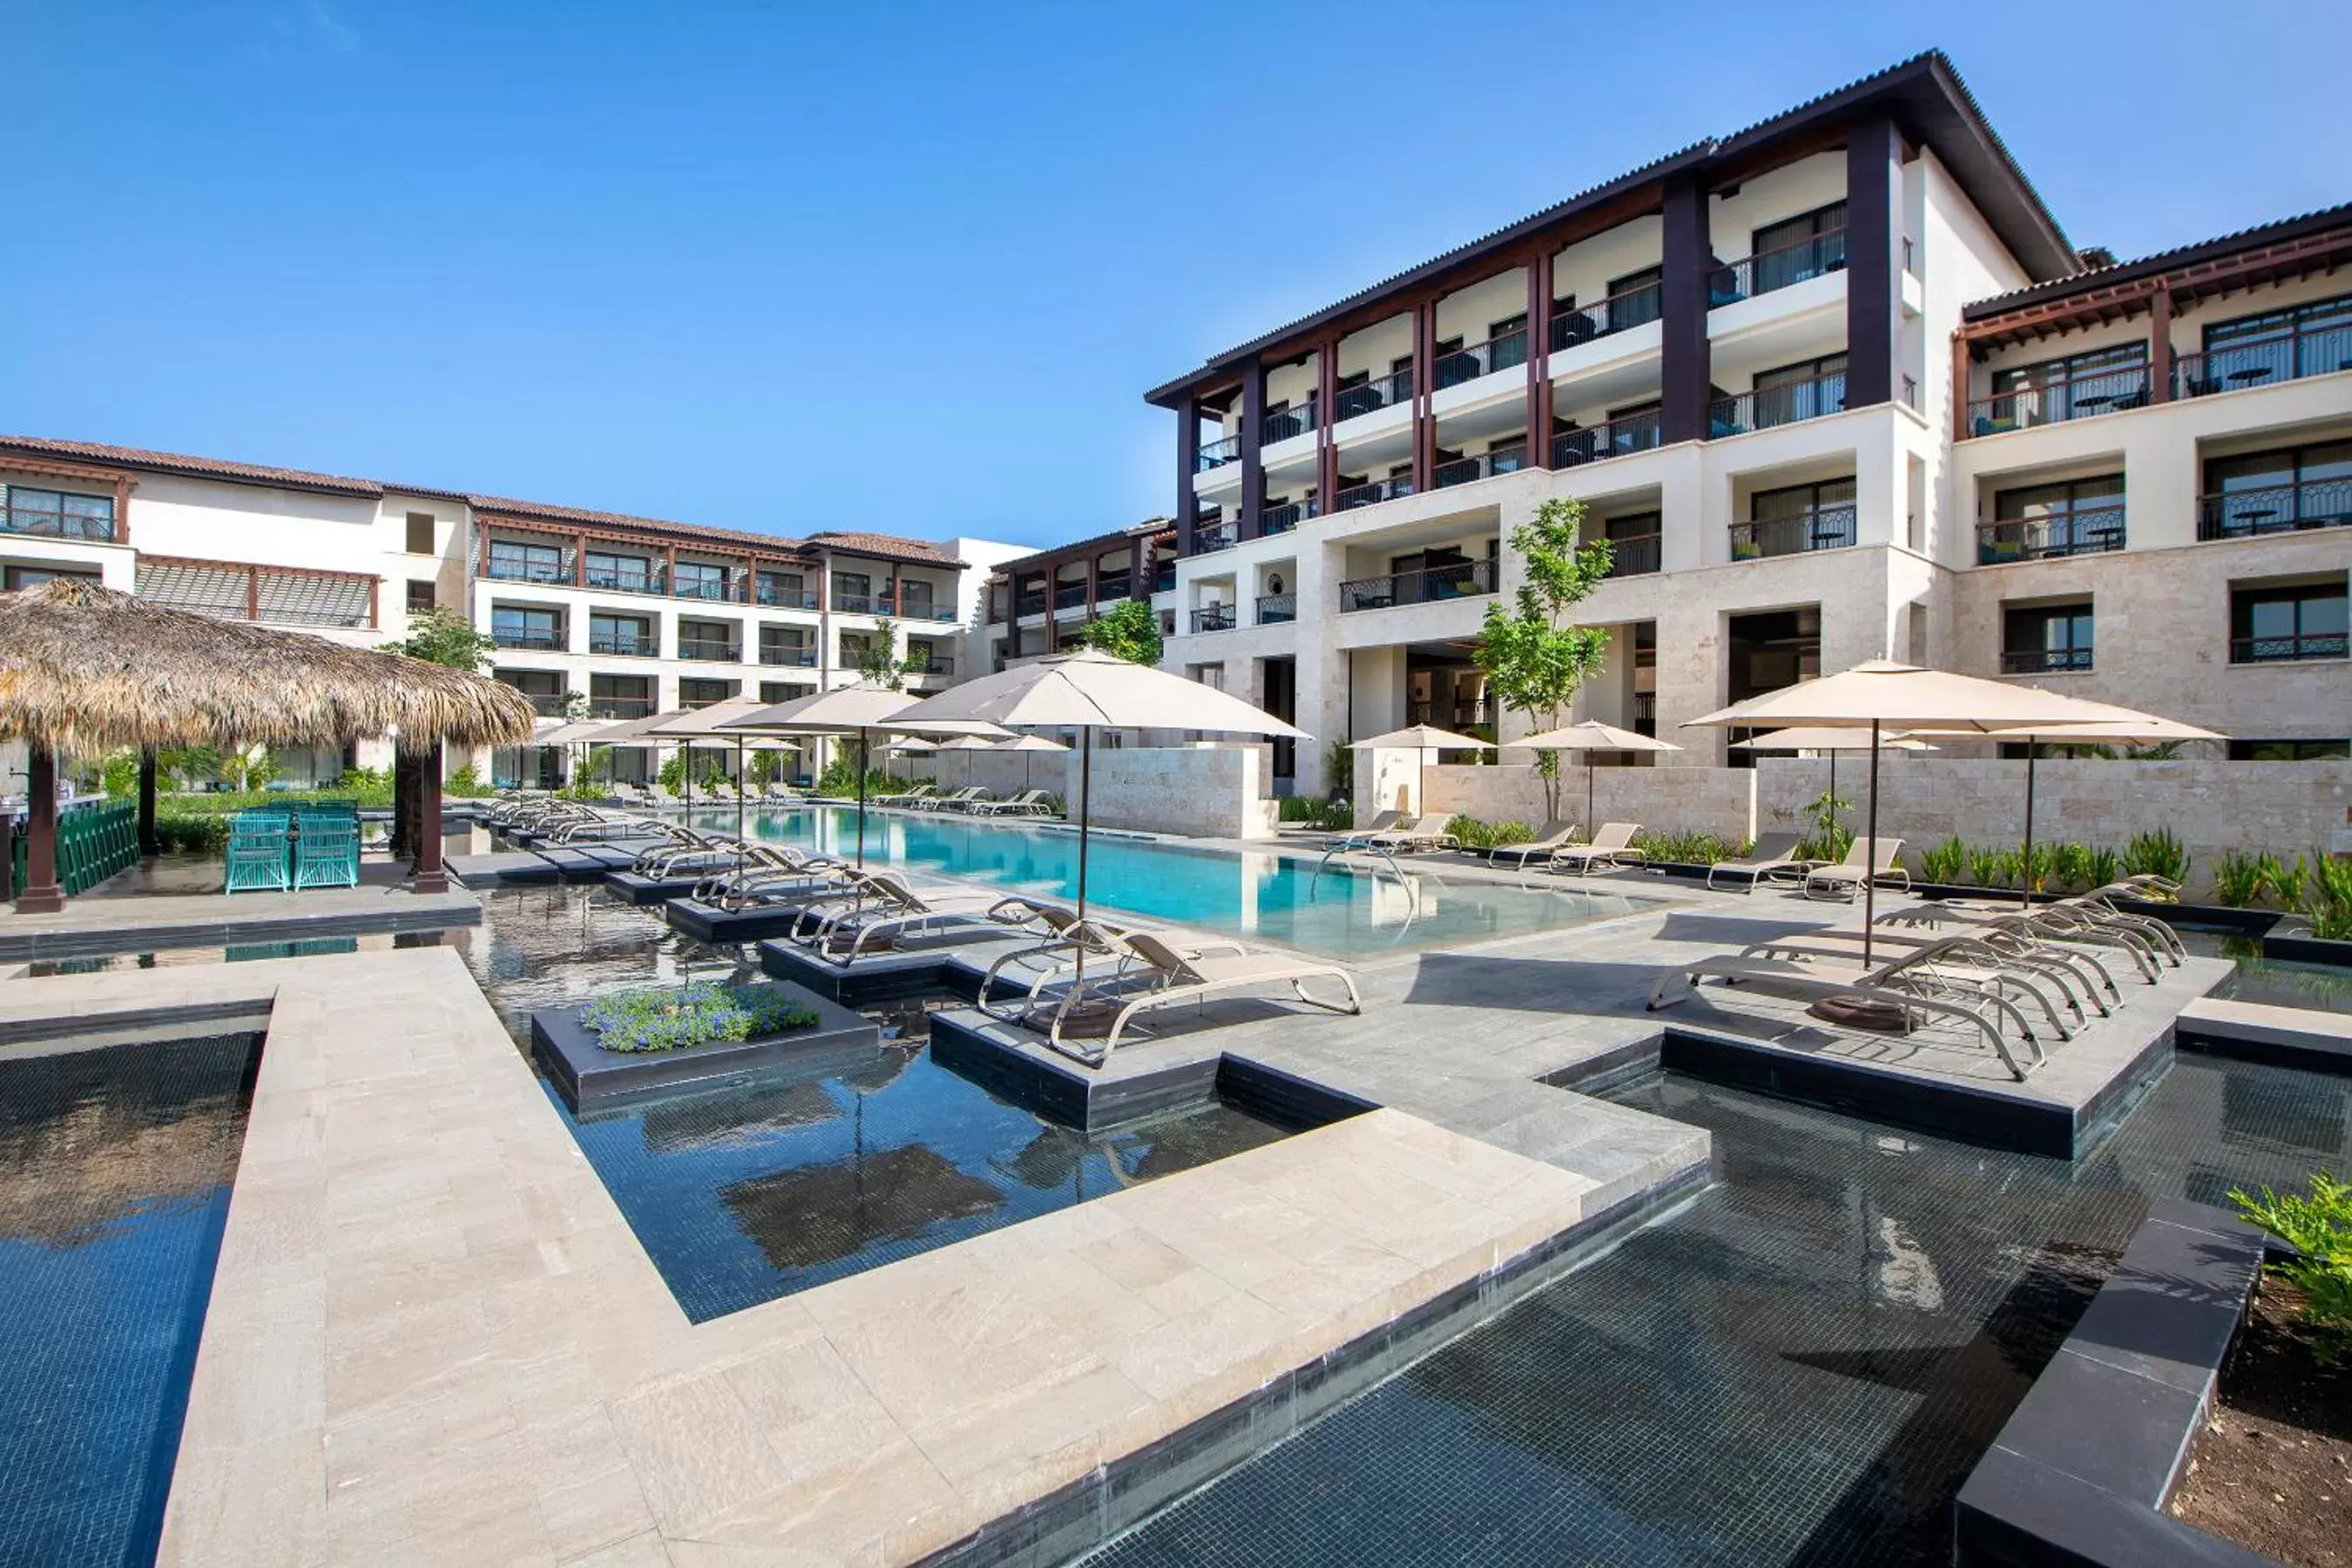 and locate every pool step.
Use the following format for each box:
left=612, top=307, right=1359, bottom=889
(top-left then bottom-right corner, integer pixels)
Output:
left=2175, top=997, right=2352, bottom=1074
